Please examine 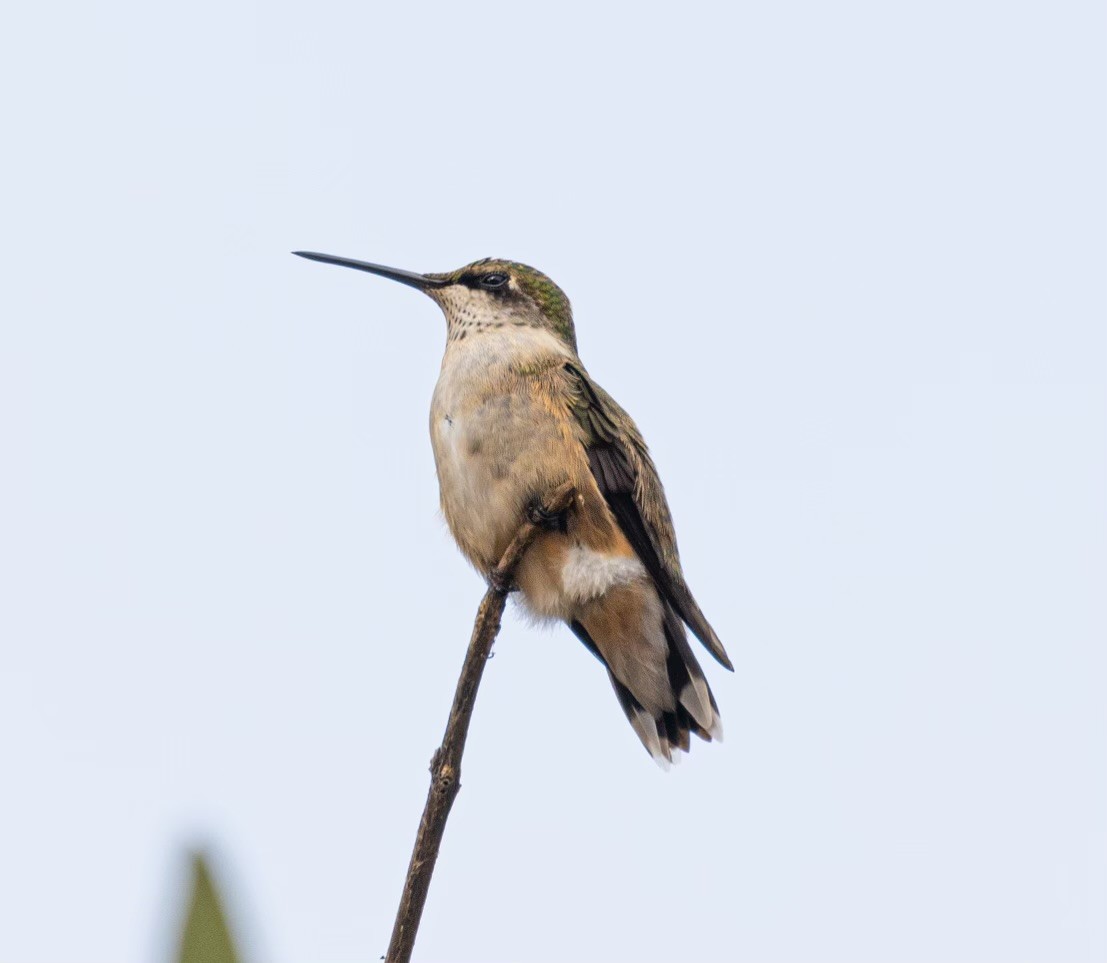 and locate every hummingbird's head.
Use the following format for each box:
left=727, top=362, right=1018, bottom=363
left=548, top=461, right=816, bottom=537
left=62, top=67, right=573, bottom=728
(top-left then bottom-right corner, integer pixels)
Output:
left=425, top=258, right=576, bottom=350
left=292, top=252, right=577, bottom=352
